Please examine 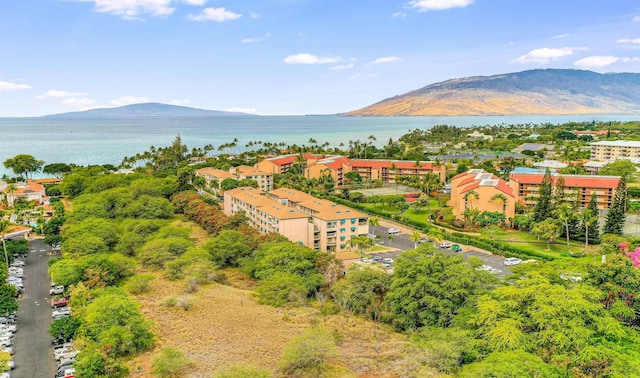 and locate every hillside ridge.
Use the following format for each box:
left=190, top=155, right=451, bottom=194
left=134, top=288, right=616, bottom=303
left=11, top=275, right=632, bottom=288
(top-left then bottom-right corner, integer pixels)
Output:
left=42, top=102, right=256, bottom=118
